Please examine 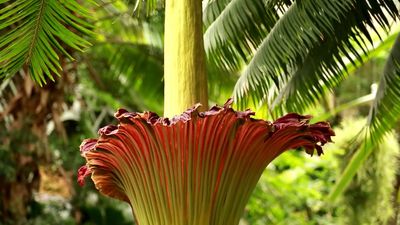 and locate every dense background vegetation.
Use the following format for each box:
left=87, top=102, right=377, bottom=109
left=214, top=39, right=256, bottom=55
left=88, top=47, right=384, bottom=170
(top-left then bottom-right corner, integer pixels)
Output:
left=1, top=0, right=400, bottom=224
